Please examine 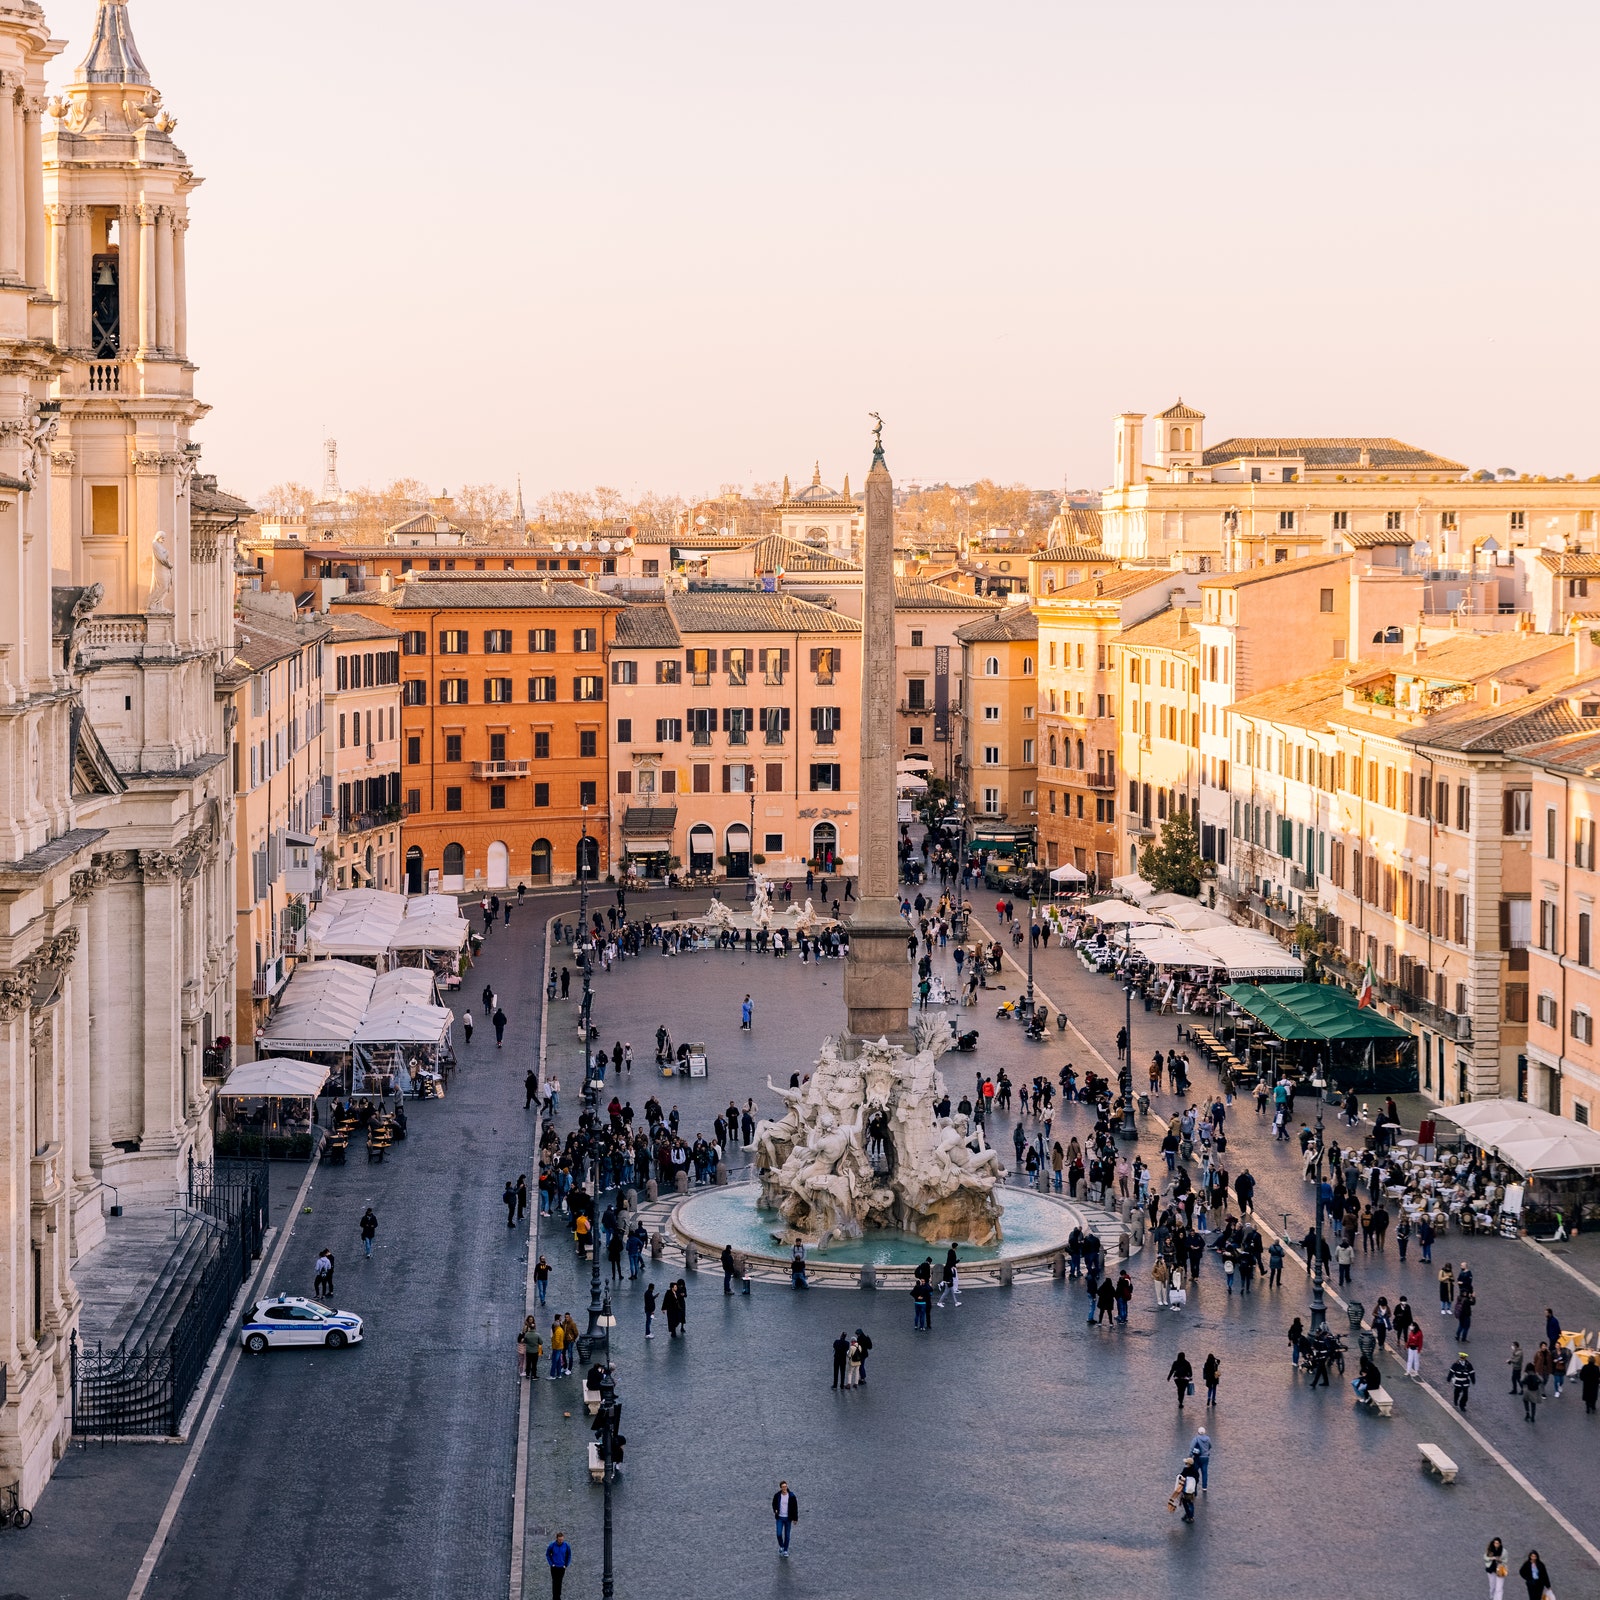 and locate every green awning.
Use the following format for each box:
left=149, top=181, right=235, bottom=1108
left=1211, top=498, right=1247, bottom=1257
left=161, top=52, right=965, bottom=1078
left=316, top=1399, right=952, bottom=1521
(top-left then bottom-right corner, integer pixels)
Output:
left=1224, top=982, right=1412, bottom=1043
